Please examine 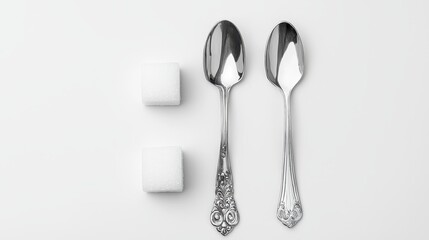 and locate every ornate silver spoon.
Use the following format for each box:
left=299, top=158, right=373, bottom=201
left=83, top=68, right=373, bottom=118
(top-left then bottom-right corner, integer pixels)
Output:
left=203, top=20, right=245, bottom=236
left=265, top=22, right=305, bottom=228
